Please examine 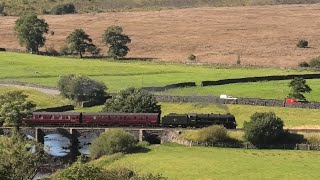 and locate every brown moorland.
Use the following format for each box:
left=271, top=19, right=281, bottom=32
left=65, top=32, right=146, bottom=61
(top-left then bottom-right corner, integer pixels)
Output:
left=1, top=4, right=320, bottom=67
